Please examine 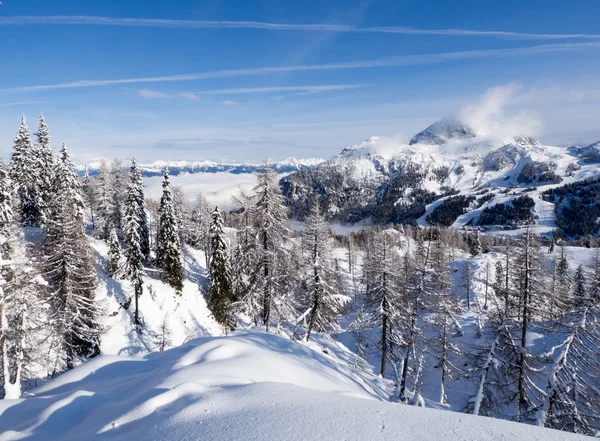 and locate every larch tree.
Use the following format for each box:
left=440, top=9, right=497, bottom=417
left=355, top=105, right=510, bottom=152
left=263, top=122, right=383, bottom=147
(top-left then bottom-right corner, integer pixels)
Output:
left=208, top=207, right=236, bottom=330
left=155, top=168, right=183, bottom=293
left=364, top=229, right=403, bottom=378
left=43, top=144, right=101, bottom=372
left=301, top=203, right=348, bottom=342
left=241, top=161, right=291, bottom=331
left=540, top=304, right=600, bottom=435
